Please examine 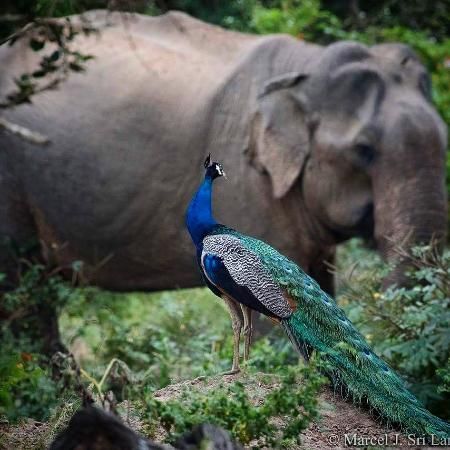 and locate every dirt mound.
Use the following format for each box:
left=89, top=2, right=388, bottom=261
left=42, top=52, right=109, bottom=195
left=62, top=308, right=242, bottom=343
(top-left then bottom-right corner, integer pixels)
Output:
left=0, top=372, right=437, bottom=449
left=152, top=372, right=431, bottom=449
